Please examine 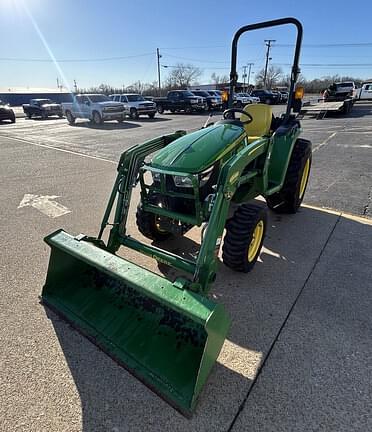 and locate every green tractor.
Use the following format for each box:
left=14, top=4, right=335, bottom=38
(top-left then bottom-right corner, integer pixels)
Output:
left=42, top=18, right=311, bottom=415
